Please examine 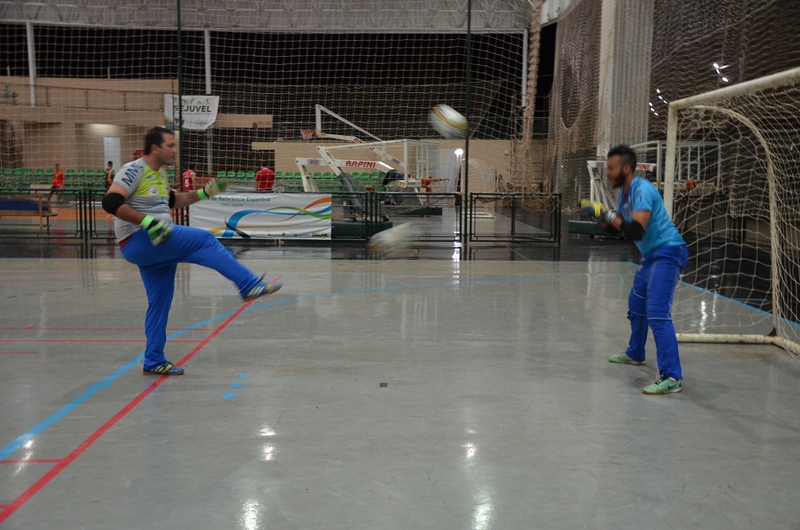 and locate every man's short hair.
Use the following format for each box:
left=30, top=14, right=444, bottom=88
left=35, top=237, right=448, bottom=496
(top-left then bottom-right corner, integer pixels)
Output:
left=107, top=161, right=113, bottom=165
left=607, top=145, right=637, bottom=173
left=144, top=127, right=174, bottom=155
